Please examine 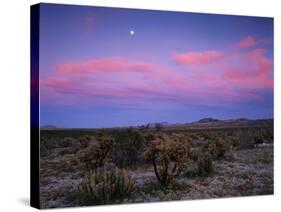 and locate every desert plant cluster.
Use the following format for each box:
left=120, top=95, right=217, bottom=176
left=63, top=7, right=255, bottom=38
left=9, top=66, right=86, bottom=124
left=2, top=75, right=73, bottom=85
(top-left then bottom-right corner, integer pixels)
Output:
left=39, top=123, right=273, bottom=208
